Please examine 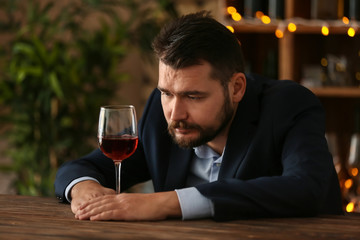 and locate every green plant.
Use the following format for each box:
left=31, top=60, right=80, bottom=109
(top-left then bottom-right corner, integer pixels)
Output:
left=0, top=0, right=177, bottom=196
